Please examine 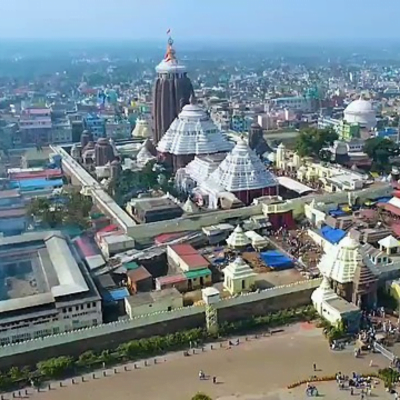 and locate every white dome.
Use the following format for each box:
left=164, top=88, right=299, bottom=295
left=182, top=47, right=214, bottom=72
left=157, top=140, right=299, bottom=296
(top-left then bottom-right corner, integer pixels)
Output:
left=344, top=99, right=376, bottom=130
left=157, top=103, right=233, bottom=156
